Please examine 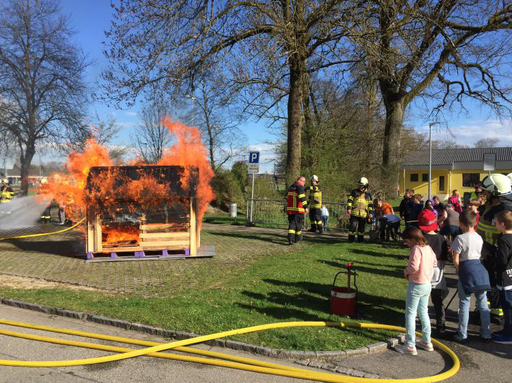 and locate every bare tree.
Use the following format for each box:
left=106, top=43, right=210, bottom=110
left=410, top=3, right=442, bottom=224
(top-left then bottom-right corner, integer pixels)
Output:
left=65, top=112, right=121, bottom=152
left=134, top=99, right=173, bottom=163
left=354, top=1, right=512, bottom=195
left=181, top=78, right=246, bottom=172
left=102, top=0, right=355, bottom=184
left=474, top=137, right=499, bottom=148
left=0, top=0, right=89, bottom=195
